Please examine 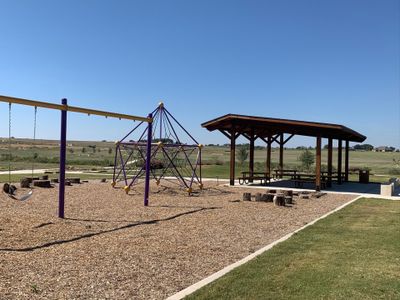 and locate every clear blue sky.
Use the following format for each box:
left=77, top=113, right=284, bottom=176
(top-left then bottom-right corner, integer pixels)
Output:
left=0, top=0, right=399, bottom=148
